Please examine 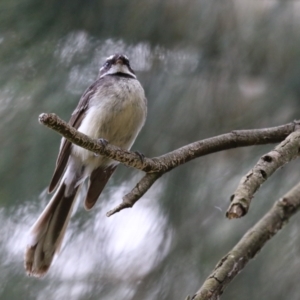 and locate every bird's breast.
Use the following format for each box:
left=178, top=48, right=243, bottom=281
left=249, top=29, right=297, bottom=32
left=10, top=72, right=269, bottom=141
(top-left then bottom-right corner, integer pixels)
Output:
left=72, top=78, right=147, bottom=166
